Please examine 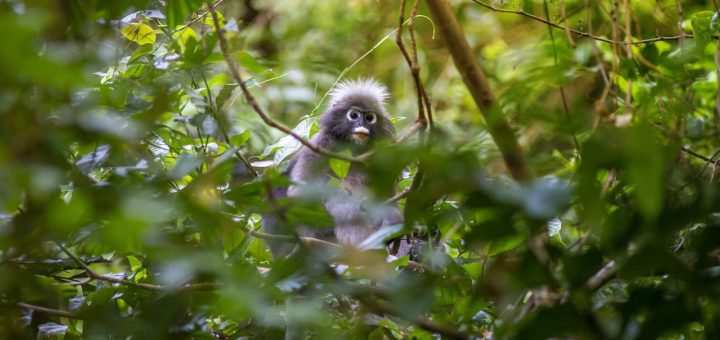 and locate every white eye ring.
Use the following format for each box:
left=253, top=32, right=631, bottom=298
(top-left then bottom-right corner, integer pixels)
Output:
left=365, top=112, right=377, bottom=124
left=347, top=109, right=360, bottom=121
